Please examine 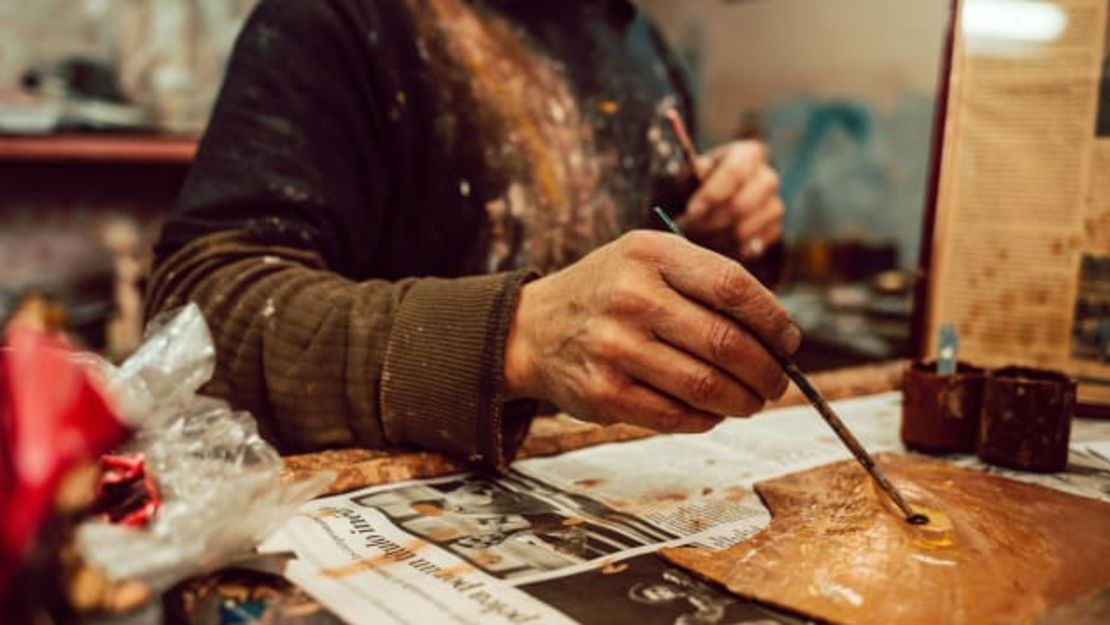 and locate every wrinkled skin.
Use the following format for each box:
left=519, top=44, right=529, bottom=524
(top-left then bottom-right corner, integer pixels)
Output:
left=504, top=230, right=799, bottom=433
